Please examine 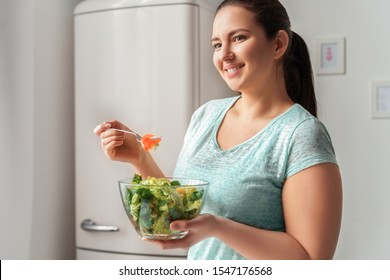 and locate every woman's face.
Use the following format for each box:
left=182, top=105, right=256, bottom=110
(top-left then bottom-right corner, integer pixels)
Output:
left=212, top=6, right=277, bottom=93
